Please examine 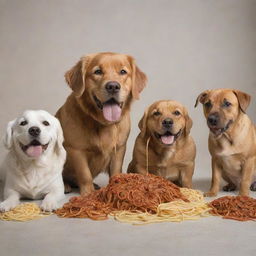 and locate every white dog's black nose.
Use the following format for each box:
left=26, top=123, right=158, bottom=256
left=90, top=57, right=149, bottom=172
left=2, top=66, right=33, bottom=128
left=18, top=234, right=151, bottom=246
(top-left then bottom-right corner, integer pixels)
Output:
left=105, top=81, right=120, bottom=94
left=28, top=126, right=41, bottom=137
